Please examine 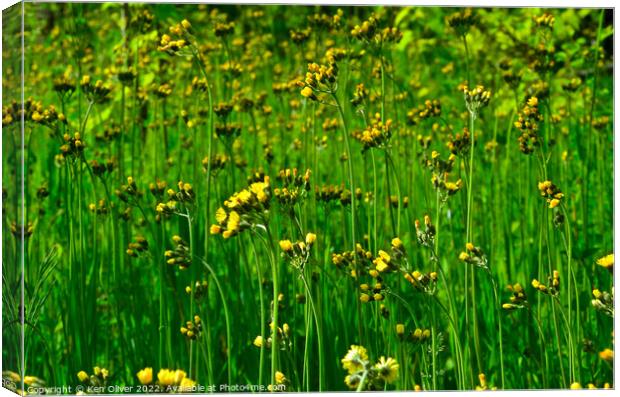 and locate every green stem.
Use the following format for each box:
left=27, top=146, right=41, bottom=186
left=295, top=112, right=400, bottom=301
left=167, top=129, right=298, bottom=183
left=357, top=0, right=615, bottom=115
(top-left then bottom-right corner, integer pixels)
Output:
left=300, top=273, right=324, bottom=391
left=197, top=257, right=232, bottom=385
